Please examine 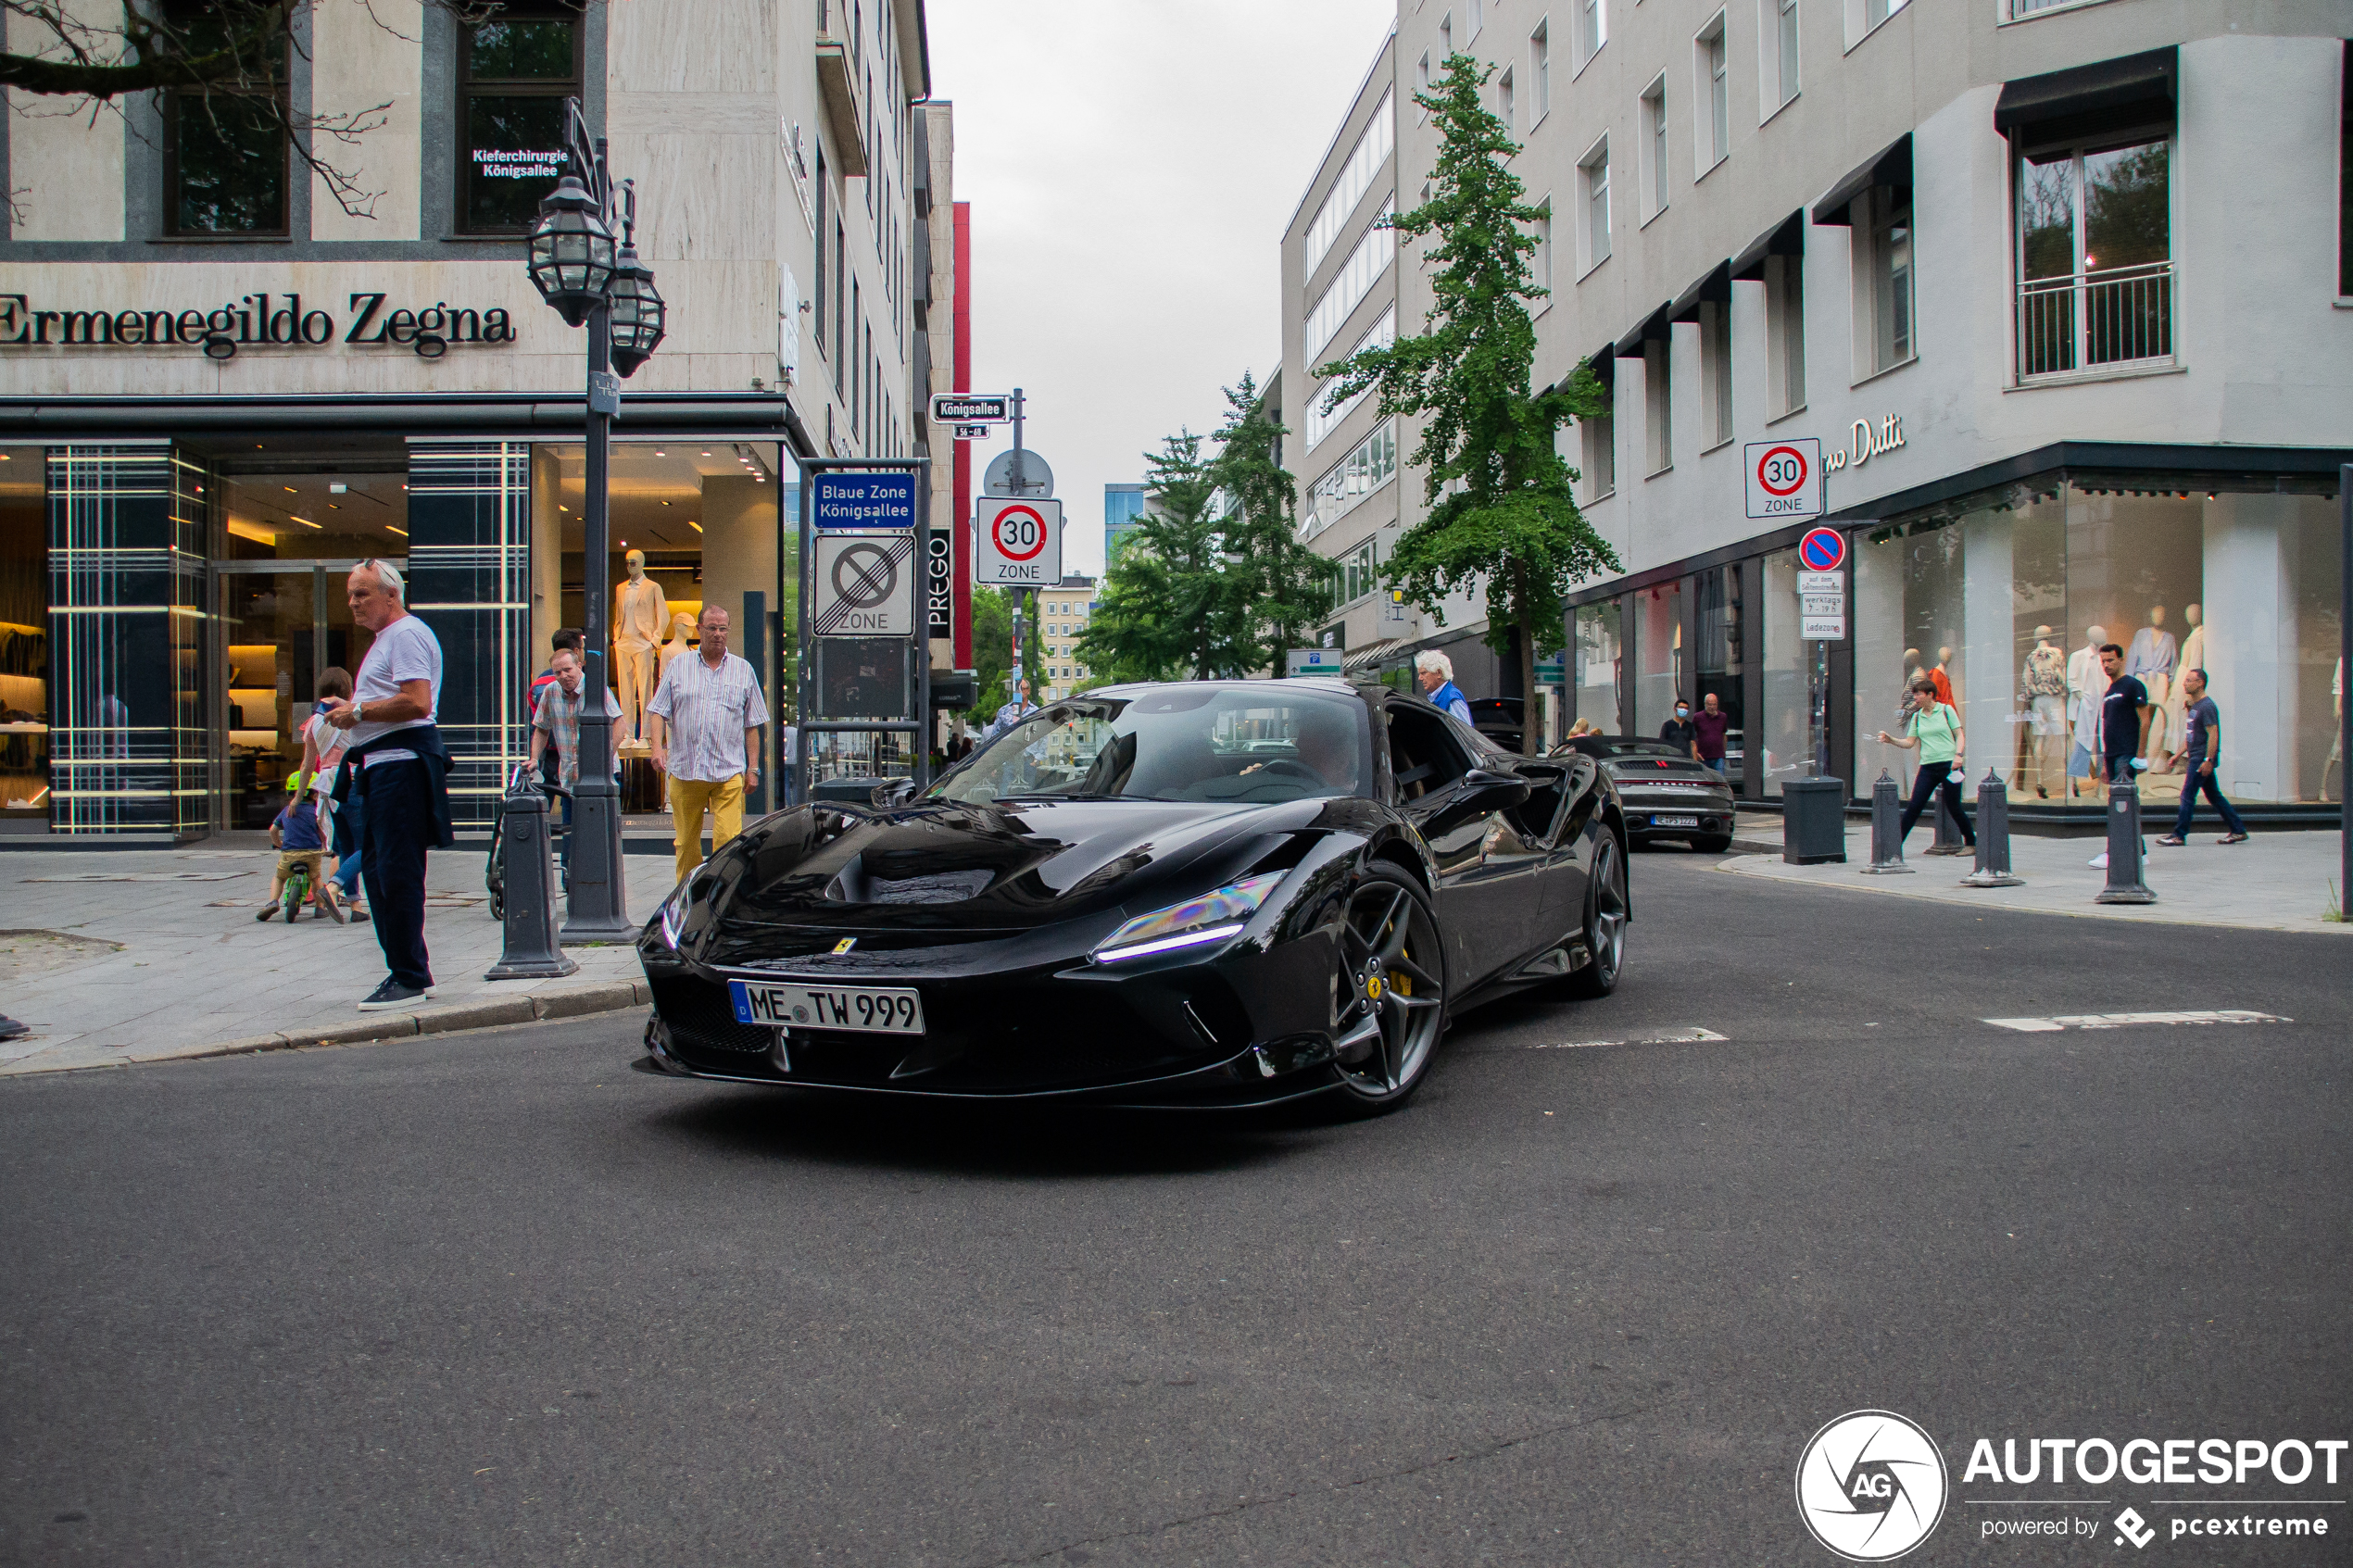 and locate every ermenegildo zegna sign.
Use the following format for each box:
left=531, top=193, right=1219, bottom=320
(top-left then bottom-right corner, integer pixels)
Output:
left=0, top=293, right=516, bottom=360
